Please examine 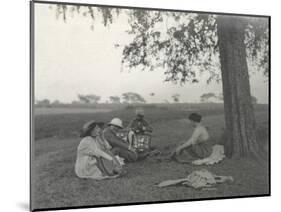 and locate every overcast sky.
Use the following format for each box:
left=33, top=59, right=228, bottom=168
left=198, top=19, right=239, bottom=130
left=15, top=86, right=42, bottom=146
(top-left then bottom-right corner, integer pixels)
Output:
left=34, top=3, right=269, bottom=104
